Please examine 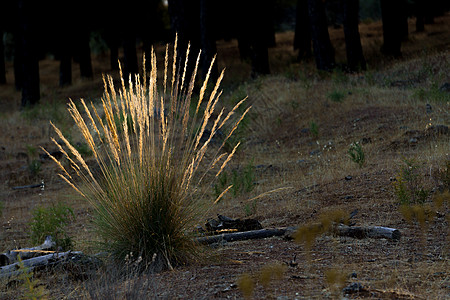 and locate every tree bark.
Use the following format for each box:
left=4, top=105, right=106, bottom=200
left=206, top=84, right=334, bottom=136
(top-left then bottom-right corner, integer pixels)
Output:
left=415, top=0, right=425, bottom=32
left=380, top=0, right=404, bottom=57
left=16, top=0, right=40, bottom=107
left=342, top=0, right=366, bottom=71
left=308, top=0, right=335, bottom=71
left=196, top=228, right=287, bottom=245
left=168, top=0, right=201, bottom=82
left=294, top=0, right=312, bottom=61
left=0, top=29, right=5, bottom=84
left=200, top=0, right=218, bottom=82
